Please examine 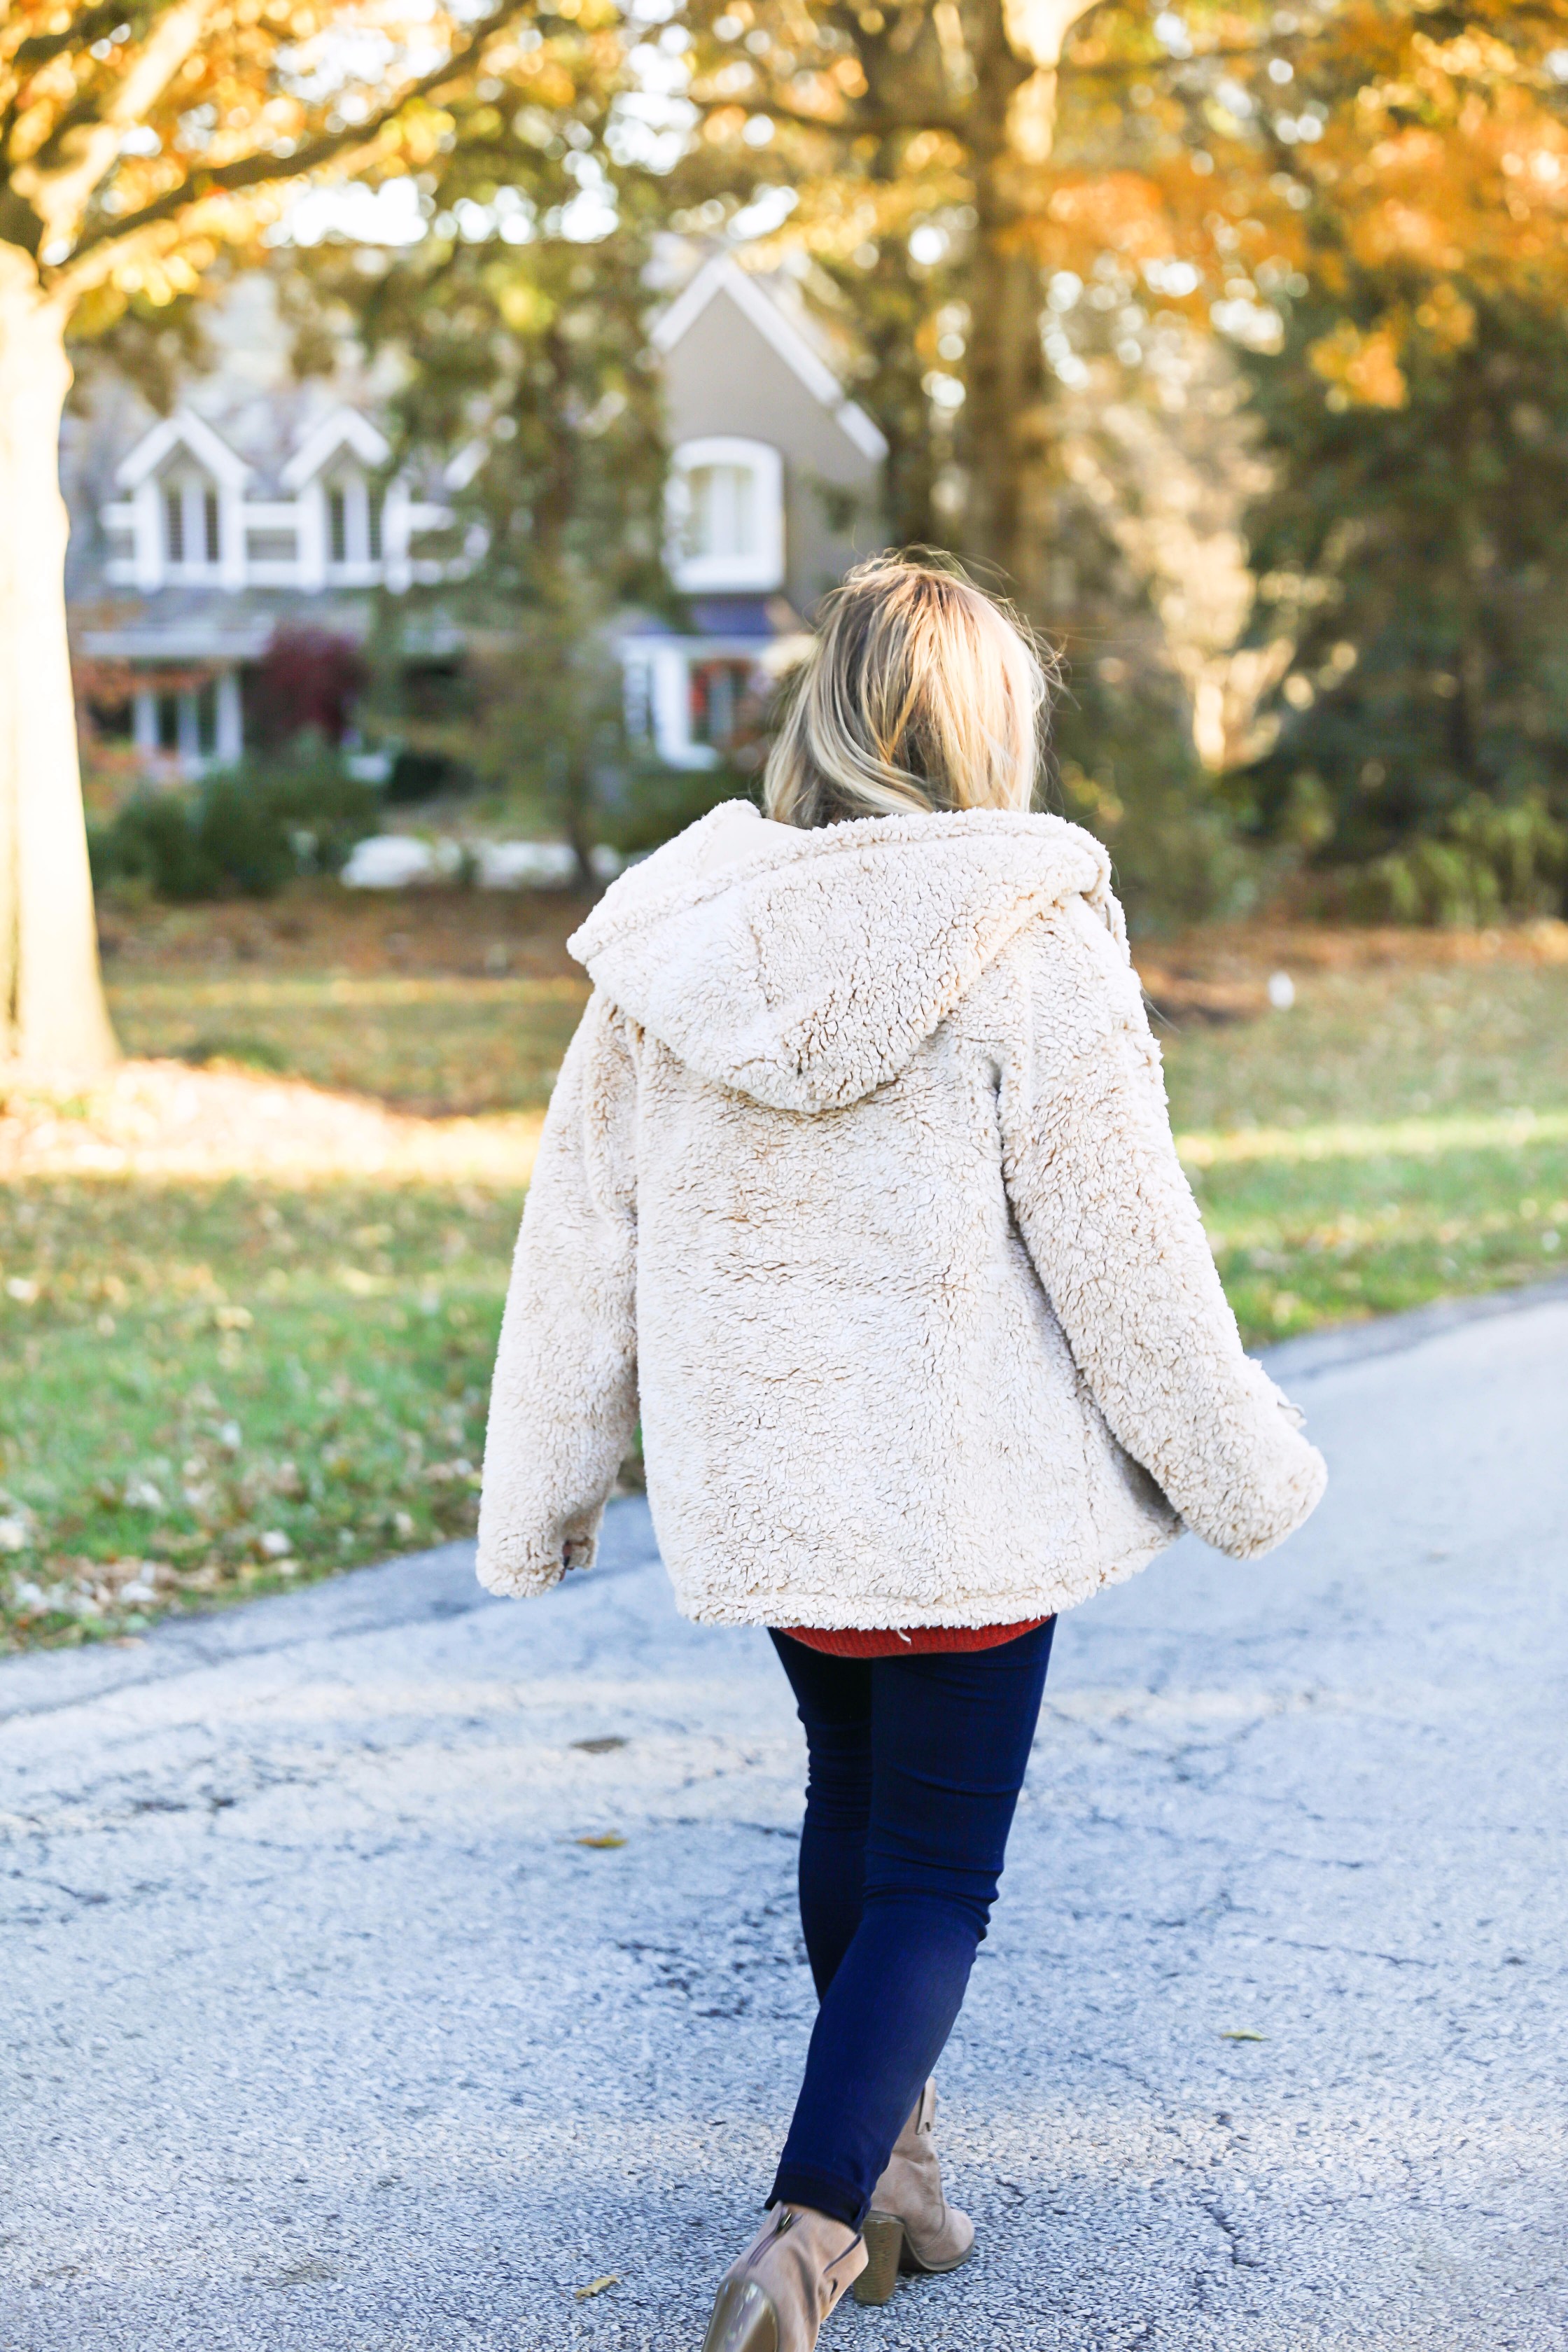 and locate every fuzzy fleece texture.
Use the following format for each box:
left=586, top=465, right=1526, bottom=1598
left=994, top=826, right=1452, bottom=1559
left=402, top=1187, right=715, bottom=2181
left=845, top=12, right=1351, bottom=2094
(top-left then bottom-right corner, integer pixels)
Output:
left=477, top=800, right=1326, bottom=1627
